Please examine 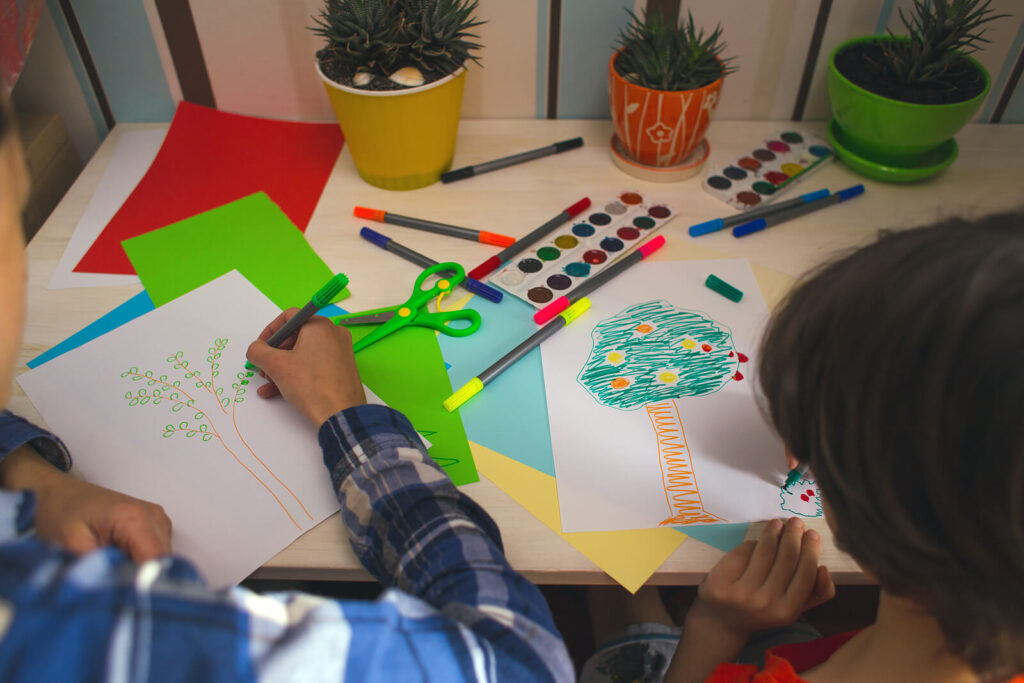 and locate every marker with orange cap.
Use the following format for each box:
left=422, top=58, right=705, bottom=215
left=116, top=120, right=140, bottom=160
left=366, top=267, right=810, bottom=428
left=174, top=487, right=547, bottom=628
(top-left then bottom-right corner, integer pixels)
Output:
left=353, top=206, right=515, bottom=247
left=443, top=298, right=592, bottom=412
left=468, top=197, right=591, bottom=280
